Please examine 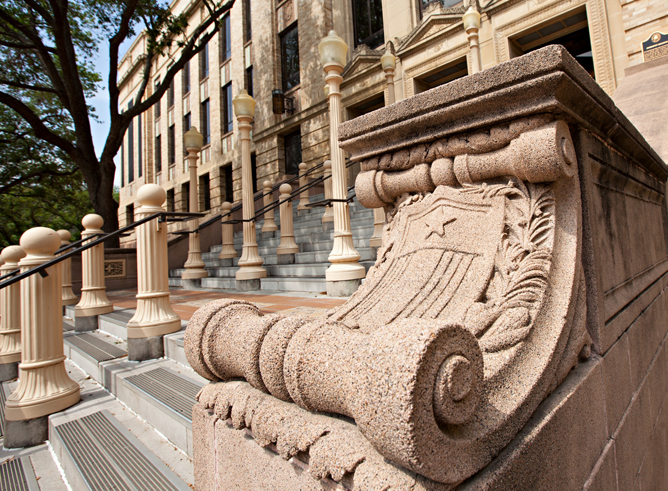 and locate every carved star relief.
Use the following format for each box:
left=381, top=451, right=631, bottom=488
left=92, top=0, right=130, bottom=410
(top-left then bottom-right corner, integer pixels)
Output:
left=425, top=206, right=458, bottom=239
